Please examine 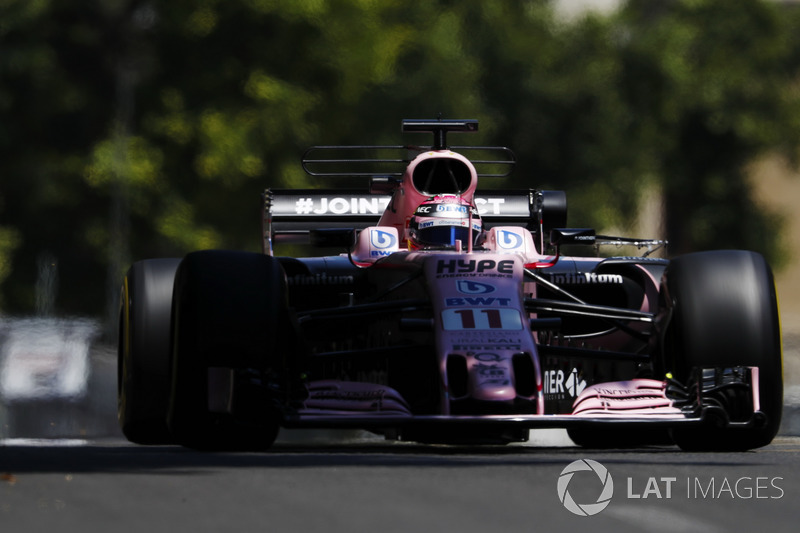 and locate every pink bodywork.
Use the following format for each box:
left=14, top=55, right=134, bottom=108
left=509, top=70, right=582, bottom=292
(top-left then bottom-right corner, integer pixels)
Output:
left=421, top=251, right=543, bottom=413
left=293, top=149, right=684, bottom=422
left=377, top=150, right=478, bottom=244
left=572, top=379, right=681, bottom=417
